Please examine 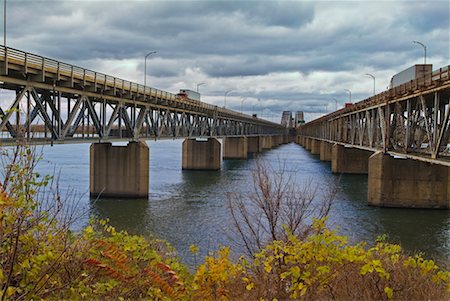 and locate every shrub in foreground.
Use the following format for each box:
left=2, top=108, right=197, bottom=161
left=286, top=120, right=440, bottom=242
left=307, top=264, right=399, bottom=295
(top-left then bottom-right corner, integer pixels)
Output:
left=0, top=146, right=449, bottom=300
